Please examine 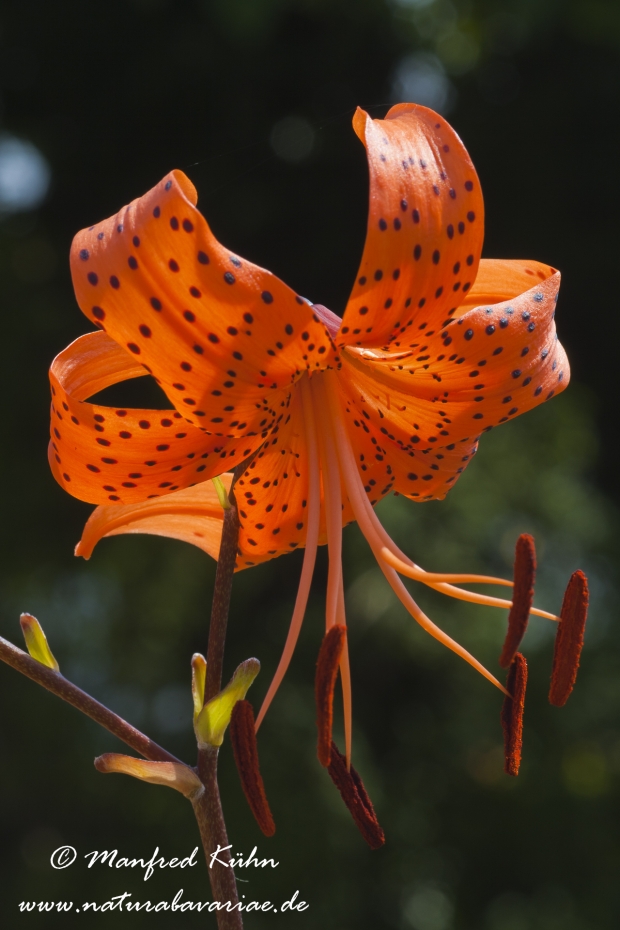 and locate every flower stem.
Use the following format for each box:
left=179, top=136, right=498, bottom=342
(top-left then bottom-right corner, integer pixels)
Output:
left=195, top=457, right=253, bottom=930
left=0, top=458, right=252, bottom=930
left=205, top=480, right=241, bottom=703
